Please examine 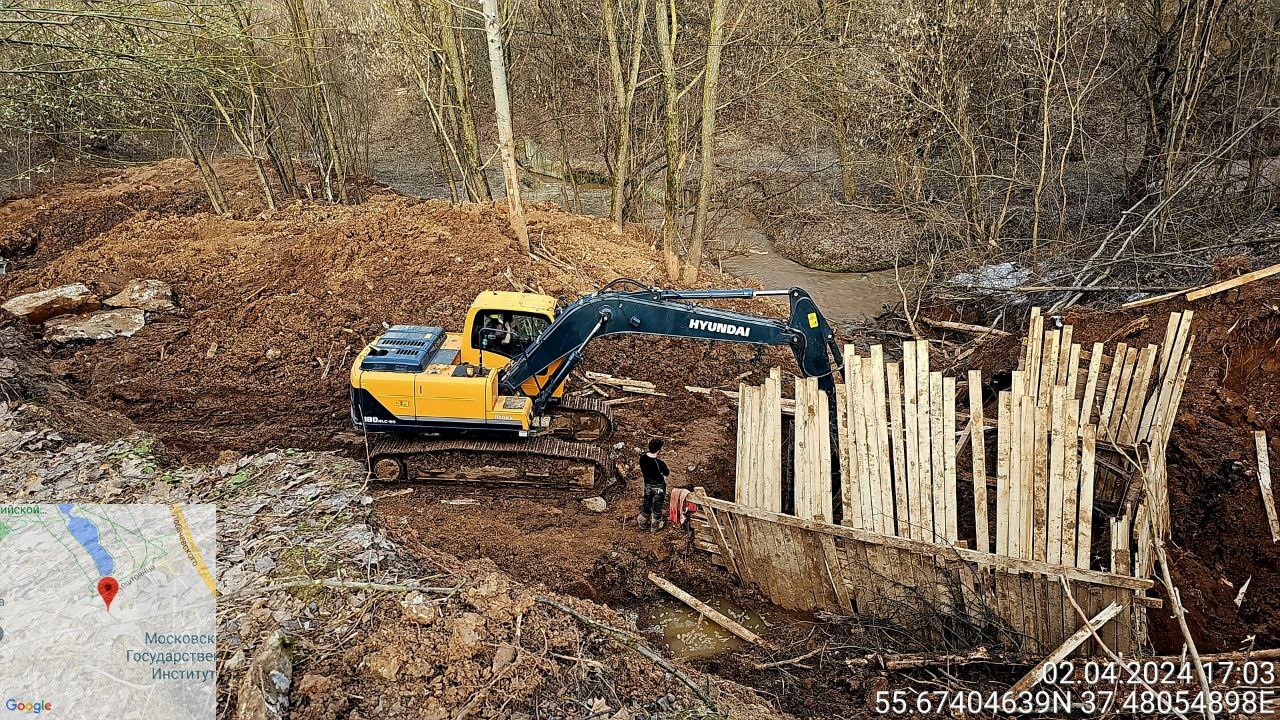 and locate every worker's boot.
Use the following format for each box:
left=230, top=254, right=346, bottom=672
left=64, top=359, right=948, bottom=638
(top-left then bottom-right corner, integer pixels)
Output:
left=652, top=514, right=665, bottom=531
left=636, top=513, right=649, bottom=530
